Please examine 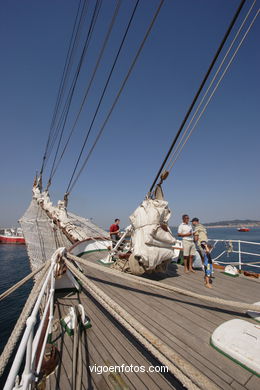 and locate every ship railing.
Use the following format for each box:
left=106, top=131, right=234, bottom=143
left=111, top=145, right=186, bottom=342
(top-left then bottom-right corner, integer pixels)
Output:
left=3, top=249, right=64, bottom=390
left=210, top=239, right=260, bottom=272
